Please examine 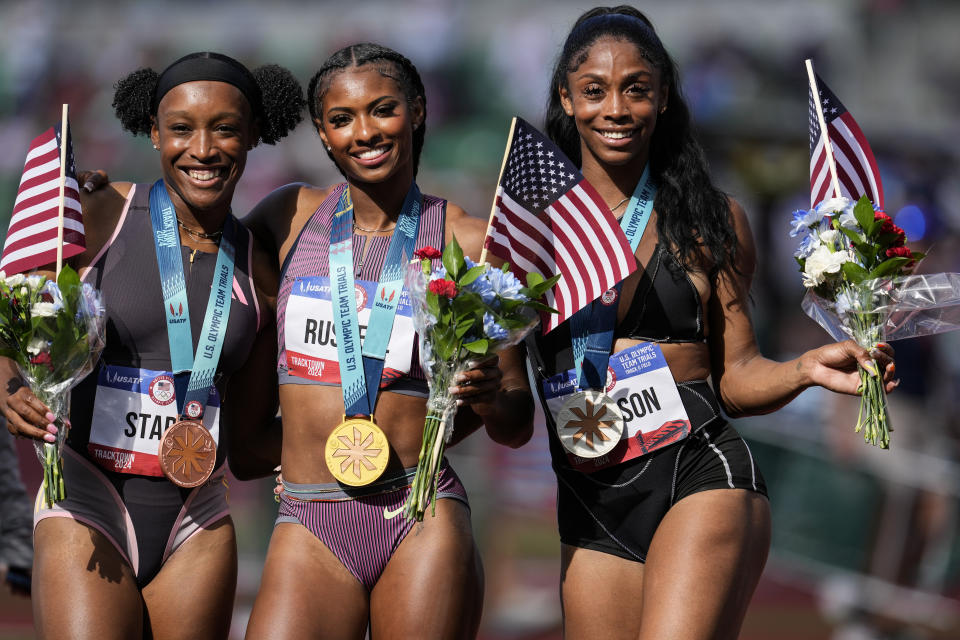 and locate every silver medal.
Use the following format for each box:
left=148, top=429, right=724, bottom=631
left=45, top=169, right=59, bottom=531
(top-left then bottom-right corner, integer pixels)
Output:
left=556, top=390, right=624, bottom=458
